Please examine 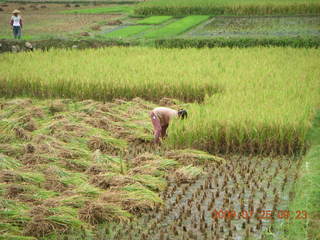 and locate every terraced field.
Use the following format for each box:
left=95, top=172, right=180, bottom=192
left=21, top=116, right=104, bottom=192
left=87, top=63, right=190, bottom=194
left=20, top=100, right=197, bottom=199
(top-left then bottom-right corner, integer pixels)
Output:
left=135, top=0, right=320, bottom=16
left=1, top=1, right=319, bottom=239
left=188, top=15, right=320, bottom=38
